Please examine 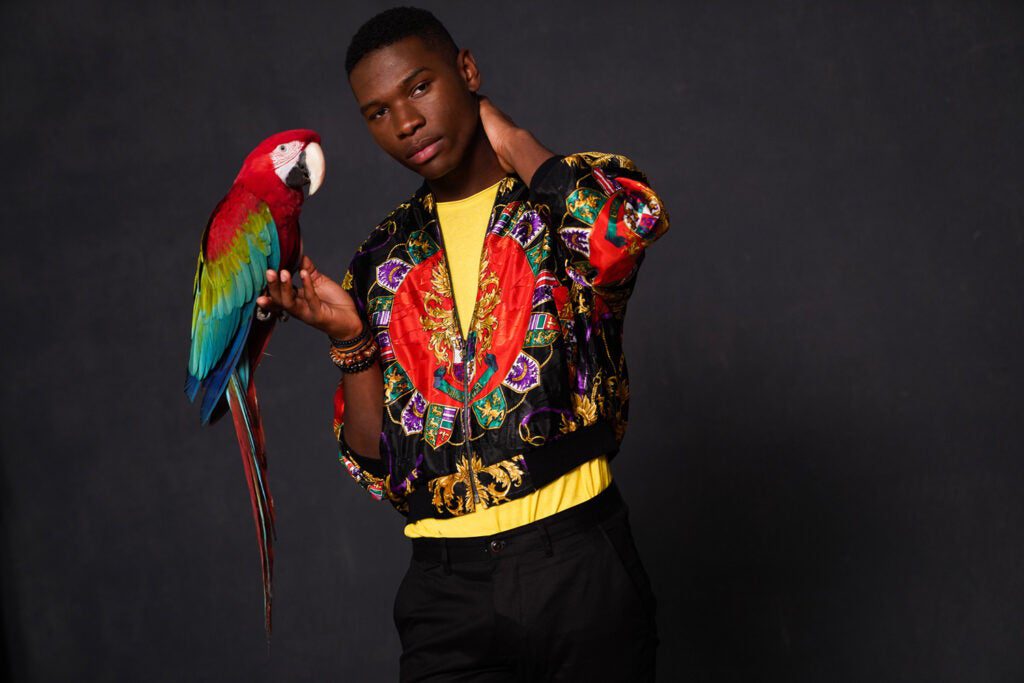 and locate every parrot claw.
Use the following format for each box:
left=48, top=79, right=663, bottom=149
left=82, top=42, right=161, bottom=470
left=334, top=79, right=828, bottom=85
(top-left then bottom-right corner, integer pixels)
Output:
left=255, top=306, right=288, bottom=323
